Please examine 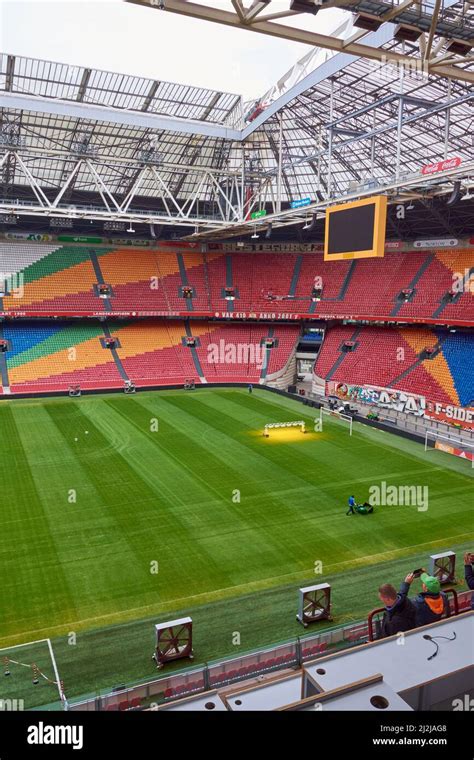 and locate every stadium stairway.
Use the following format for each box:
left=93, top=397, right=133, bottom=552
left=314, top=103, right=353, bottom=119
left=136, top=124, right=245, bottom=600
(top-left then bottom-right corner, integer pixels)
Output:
left=390, top=254, right=435, bottom=317
left=89, top=250, right=113, bottom=313
left=288, top=255, right=303, bottom=300
left=307, top=259, right=358, bottom=314
left=111, top=321, right=199, bottom=386
left=101, top=323, right=130, bottom=383
left=325, top=327, right=363, bottom=381
left=0, top=323, right=10, bottom=392
left=184, top=319, right=206, bottom=382
left=259, top=326, right=274, bottom=383
left=96, top=248, right=169, bottom=312
left=177, top=253, right=194, bottom=313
